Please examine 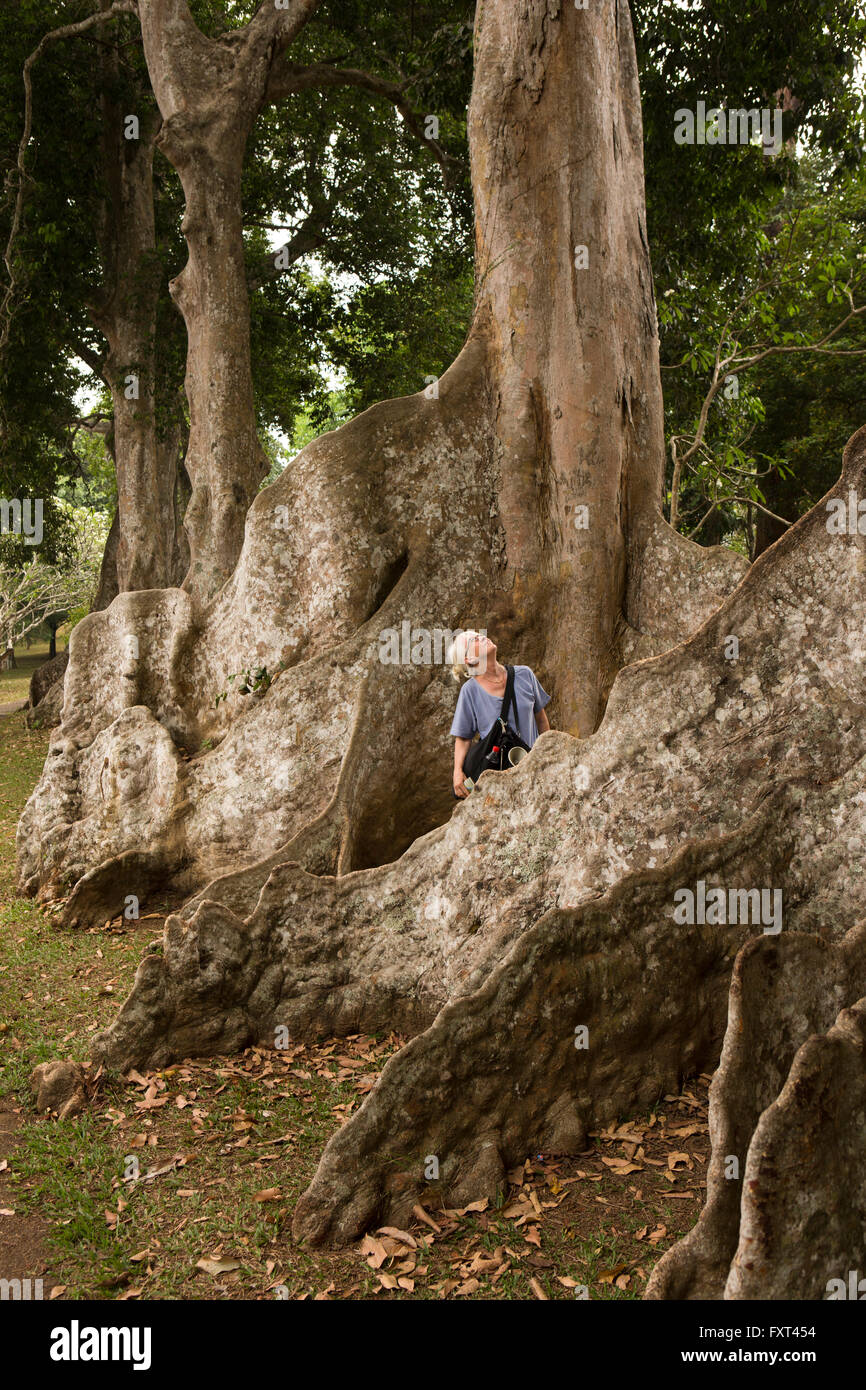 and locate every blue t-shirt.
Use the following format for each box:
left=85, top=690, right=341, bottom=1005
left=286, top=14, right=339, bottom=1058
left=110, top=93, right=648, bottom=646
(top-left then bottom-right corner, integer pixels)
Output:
left=449, top=665, right=550, bottom=748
